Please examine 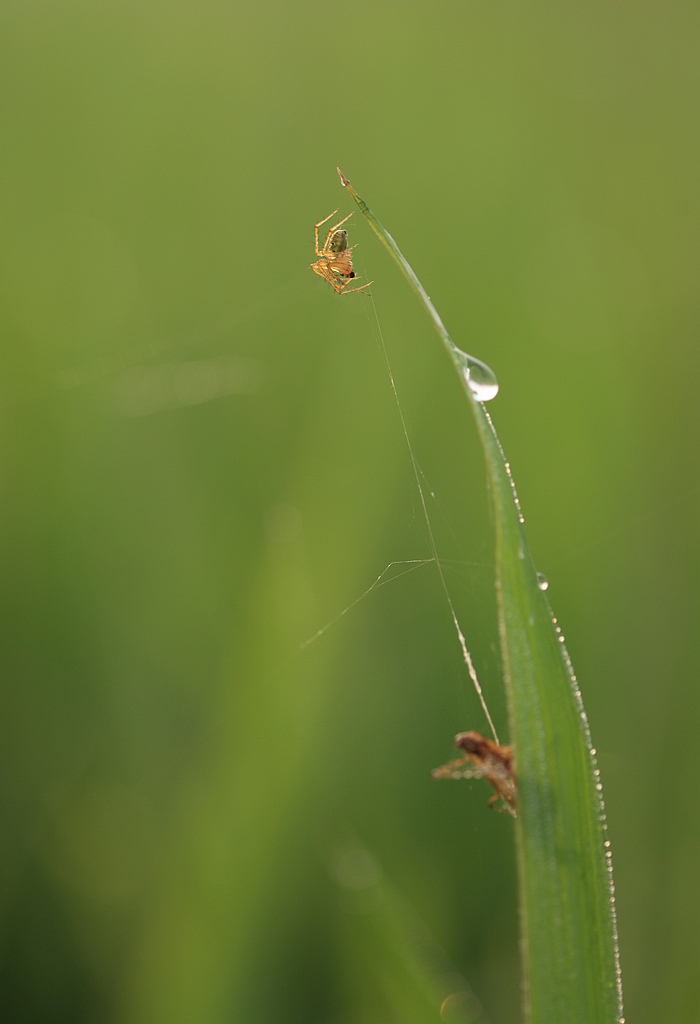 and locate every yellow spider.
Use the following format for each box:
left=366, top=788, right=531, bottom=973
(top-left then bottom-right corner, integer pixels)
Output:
left=310, top=210, right=373, bottom=295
